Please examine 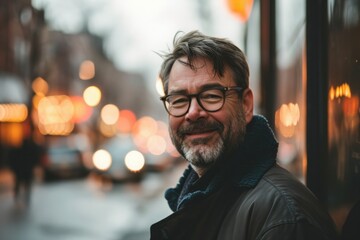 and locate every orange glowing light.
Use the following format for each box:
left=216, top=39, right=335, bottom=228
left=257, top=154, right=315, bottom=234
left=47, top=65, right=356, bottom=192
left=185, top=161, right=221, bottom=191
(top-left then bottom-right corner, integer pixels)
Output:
left=343, top=96, right=359, bottom=117
left=227, top=0, right=254, bottom=22
left=132, top=116, right=158, bottom=138
left=99, top=120, right=118, bottom=137
left=330, top=83, right=352, bottom=100
left=275, top=102, right=300, bottom=138
left=38, top=122, right=74, bottom=136
left=0, top=123, right=23, bottom=147
left=0, top=104, right=28, bottom=123
left=32, top=77, right=48, bottom=96
left=329, top=86, right=335, bottom=100
left=37, top=95, right=75, bottom=135
left=132, top=116, right=158, bottom=152
left=147, top=135, right=167, bottom=155
left=118, top=109, right=137, bottom=133
left=101, top=104, right=119, bottom=125
left=79, top=60, right=95, bottom=80
left=70, top=96, right=93, bottom=123
left=32, top=95, right=44, bottom=110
